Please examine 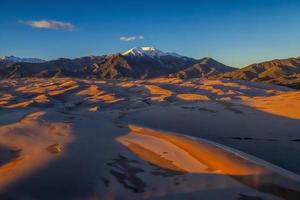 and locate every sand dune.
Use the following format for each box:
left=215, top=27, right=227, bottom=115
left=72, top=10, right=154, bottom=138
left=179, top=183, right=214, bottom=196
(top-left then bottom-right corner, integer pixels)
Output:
left=144, top=84, right=173, bottom=102
left=176, top=93, right=210, bottom=101
left=244, top=91, right=300, bottom=119
left=120, top=125, right=267, bottom=175
left=0, top=77, right=300, bottom=199
left=116, top=125, right=300, bottom=199
left=0, top=111, right=72, bottom=189
left=1, top=78, right=298, bottom=119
